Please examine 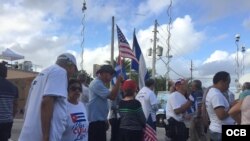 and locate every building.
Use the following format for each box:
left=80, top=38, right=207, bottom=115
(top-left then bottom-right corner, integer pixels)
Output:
left=7, top=68, right=38, bottom=118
